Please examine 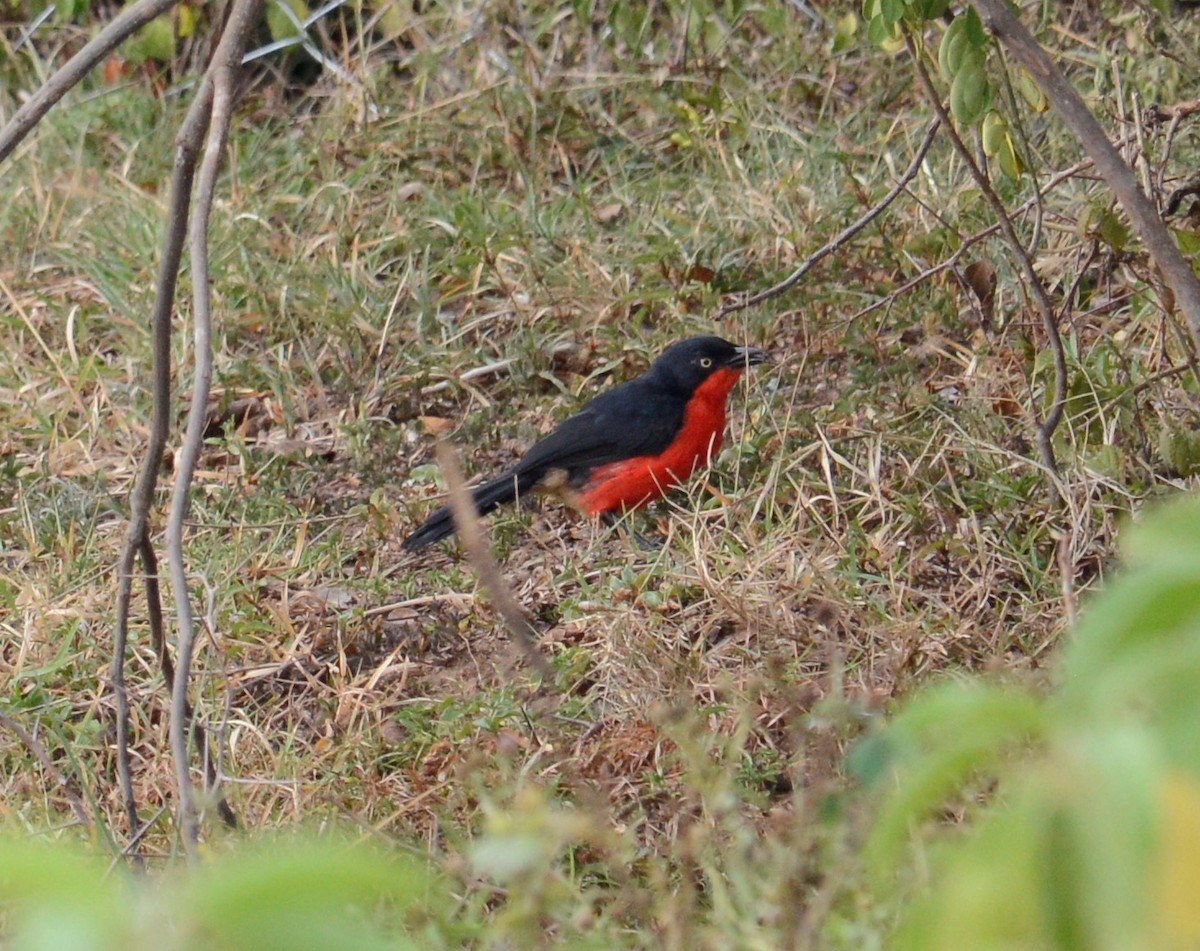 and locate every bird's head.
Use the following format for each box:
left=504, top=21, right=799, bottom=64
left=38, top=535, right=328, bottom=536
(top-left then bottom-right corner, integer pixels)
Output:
left=649, top=336, right=770, bottom=396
